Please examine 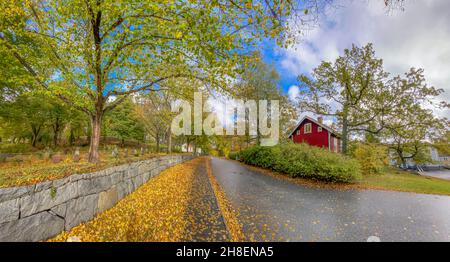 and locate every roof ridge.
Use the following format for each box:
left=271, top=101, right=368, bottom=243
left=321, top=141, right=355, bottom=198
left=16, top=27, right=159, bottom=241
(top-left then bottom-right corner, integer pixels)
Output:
left=288, top=115, right=340, bottom=137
